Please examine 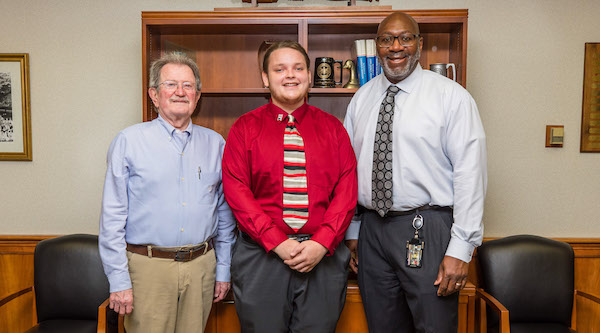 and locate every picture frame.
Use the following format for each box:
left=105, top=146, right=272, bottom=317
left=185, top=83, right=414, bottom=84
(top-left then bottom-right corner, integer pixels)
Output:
left=580, top=43, right=600, bottom=152
left=0, top=53, right=32, bottom=161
